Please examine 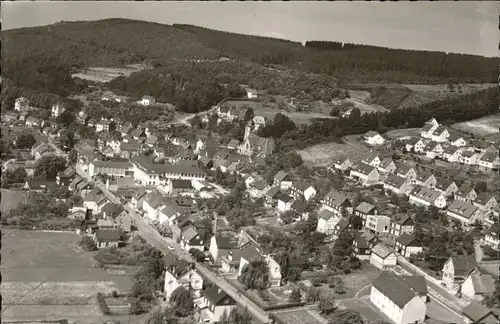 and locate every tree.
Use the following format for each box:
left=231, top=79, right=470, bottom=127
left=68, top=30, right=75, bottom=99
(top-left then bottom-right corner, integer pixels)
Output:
left=34, top=156, right=67, bottom=179
left=244, top=107, right=254, bottom=122
left=68, top=148, right=78, bottom=164
left=329, top=309, right=365, bottom=324
left=474, top=181, right=488, bottom=193
left=283, top=151, right=303, bottom=170
left=189, top=248, right=206, bottom=262
left=483, top=280, right=500, bottom=308
left=1, top=167, right=27, bottom=188
left=219, top=307, right=252, bottom=324
left=78, top=235, right=97, bottom=251
left=58, top=129, right=75, bottom=151
left=288, top=287, right=302, bottom=303
left=319, top=299, right=336, bottom=315
left=238, top=259, right=269, bottom=290
left=190, top=115, right=202, bottom=128
left=56, top=110, right=76, bottom=127
left=169, top=286, right=193, bottom=315
left=15, top=133, right=36, bottom=149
